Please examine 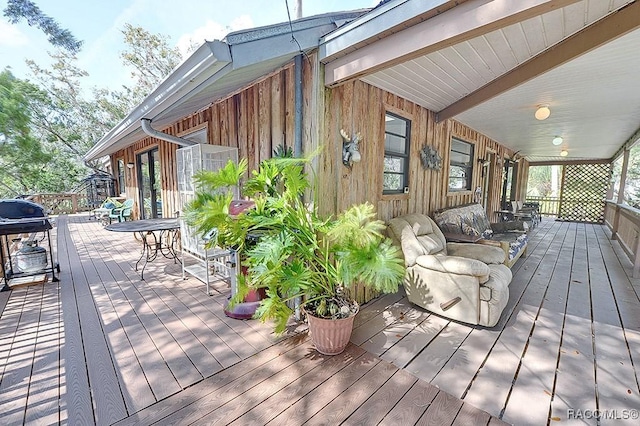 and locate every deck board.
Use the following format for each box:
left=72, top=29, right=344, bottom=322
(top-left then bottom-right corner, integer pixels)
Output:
left=61, top=217, right=128, bottom=424
left=228, top=344, right=367, bottom=425
left=585, top=224, right=640, bottom=421
left=501, top=222, right=576, bottom=424
left=56, top=217, right=94, bottom=425
left=342, top=368, right=418, bottom=425
left=73, top=221, right=157, bottom=413
left=23, top=283, right=62, bottom=425
left=2, top=214, right=640, bottom=425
